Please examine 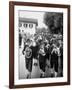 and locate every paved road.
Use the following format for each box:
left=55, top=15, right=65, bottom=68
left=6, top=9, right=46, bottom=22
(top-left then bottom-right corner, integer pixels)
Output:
left=19, top=48, right=41, bottom=79
left=19, top=48, right=59, bottom=79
